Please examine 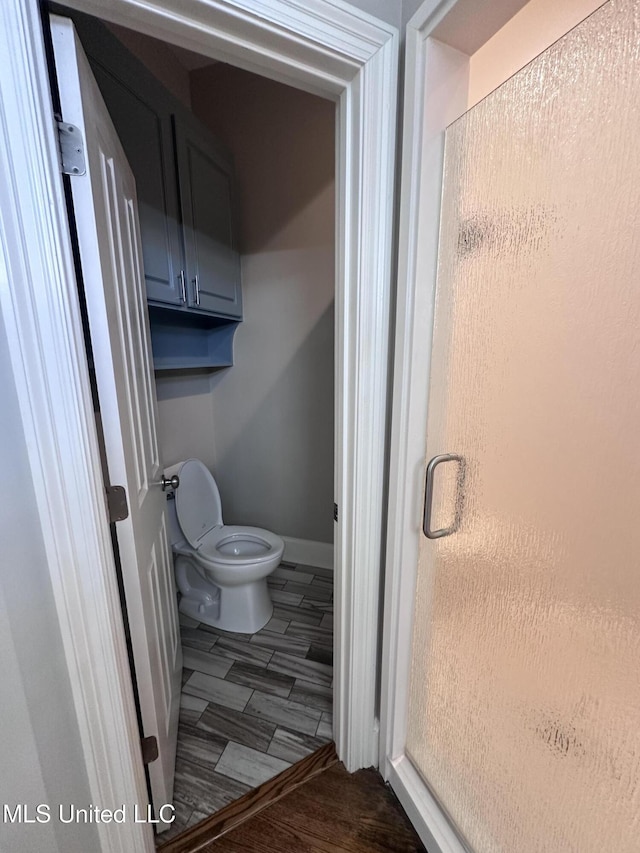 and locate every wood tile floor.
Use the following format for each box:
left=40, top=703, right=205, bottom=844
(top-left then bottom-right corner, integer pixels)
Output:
left=163, top=561, right=333, bottom=842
